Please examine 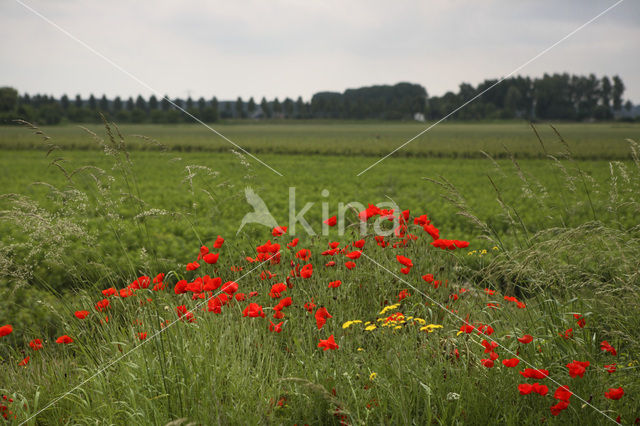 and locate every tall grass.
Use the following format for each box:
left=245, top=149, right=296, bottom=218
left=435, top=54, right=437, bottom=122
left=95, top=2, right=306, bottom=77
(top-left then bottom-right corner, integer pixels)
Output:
left=0, top=123, right=638, bottom=424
